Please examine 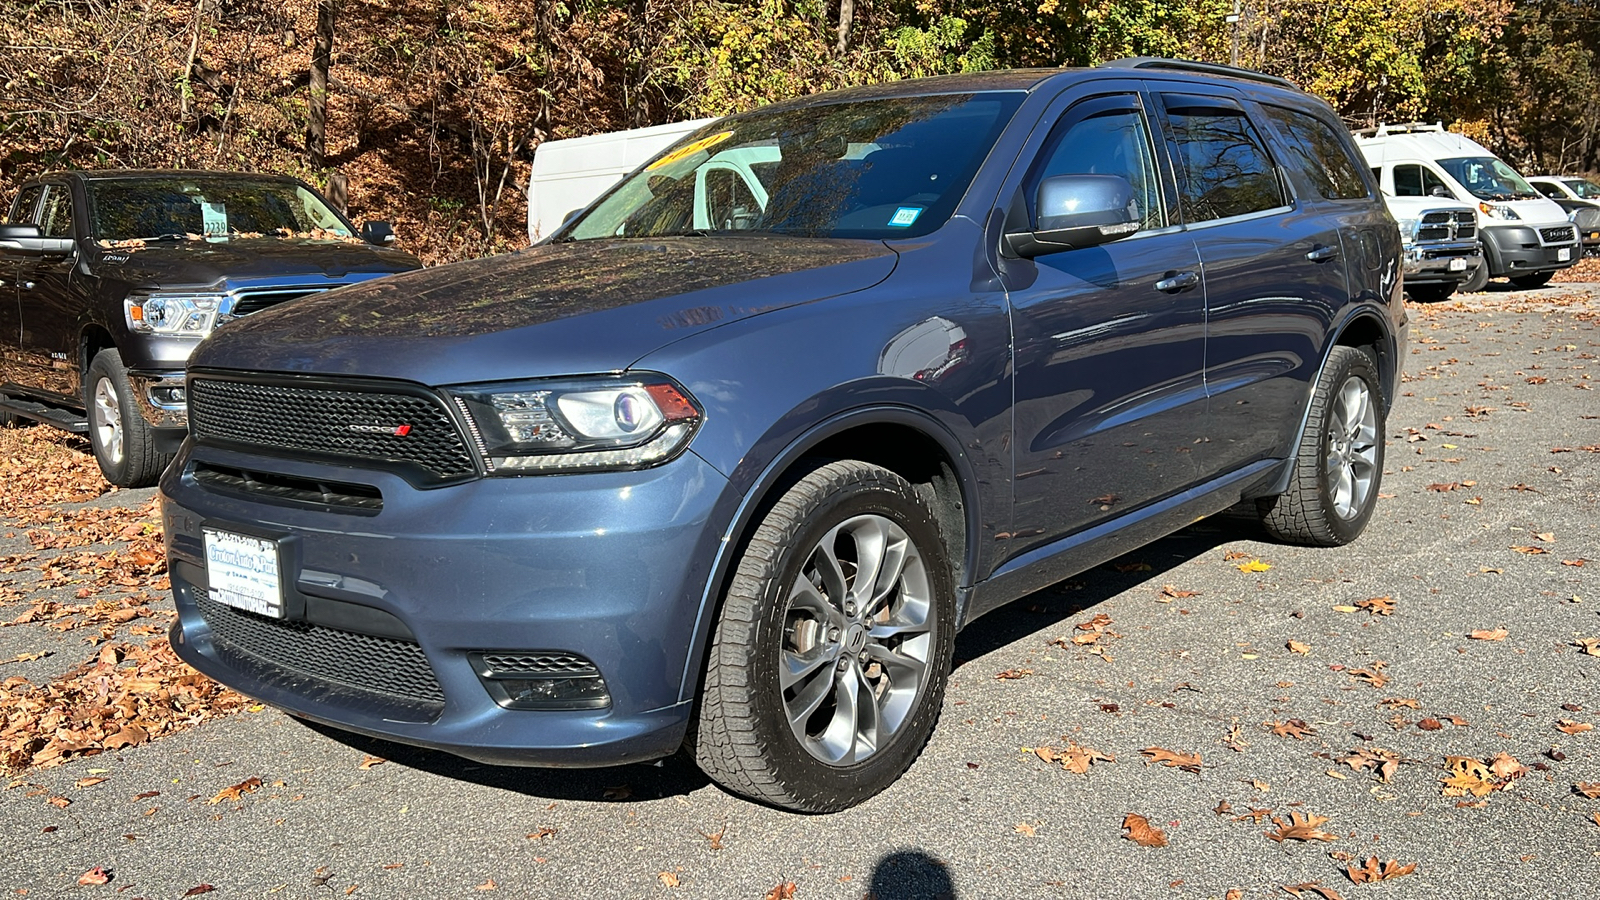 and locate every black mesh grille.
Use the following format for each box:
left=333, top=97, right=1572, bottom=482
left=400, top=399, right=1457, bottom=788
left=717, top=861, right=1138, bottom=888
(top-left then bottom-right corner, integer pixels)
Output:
left=188, top=377, right=477, bottom=482
left=1417, top=226, right=1449, bottom=241
left=480, top=652, right=598, bottom=676
left=1421, top=212, right=1451, bottom=224
left=1454, top=211, right=1476, bottom=240
left=196, top=590, right=445, bottom=704
left=1541, top=224, right=1577, bottom=244
left=229, top=288, right=327, bottom=317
